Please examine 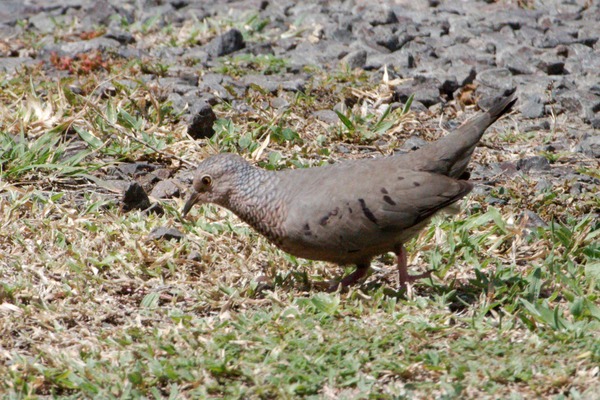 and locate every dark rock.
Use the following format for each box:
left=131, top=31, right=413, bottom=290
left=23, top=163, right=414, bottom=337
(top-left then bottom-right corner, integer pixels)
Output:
left=533, top=29, right=577, bottom=48
left=138, top=171, right=162, bottom=190
left=341, top=50, right=367, bottom=69
left=280, top=78, right=306, bottom=93
left=521, top=94, right=546, bottom=119
left=174, top=169, right=195, bottom=185
left=523, top=120, right=551, bottom=132
left=372, top=26, right=399, bottom=51
left=29, top=13, right=61, bottom=33
left=516, top=156, right=551, bottom=173
left=361, top=7, right=398, bottom=26
left=206, top=29, right=245, bottom=57
left=0, top=1, right=28, bottom=25
left=365, top=49, right=414, bottom=71
left=187, top=101, right=216, bottom=139
left=150, top=179, right=181, bottom=199
left=0, top=57, right=35, bottom=74
left=329, top=27, right=355, bottom=44
left=439, top=75, right=459, bottom=97
left=271, top=96, right=290, bottom=110
left=486, top=196, right=507, bottom=206
left=158, top=74, right=197, bottom=95
left=56, top=37, right=121, bottom=54
left=497, top=46, right=538, bottom=75
left=556, top=90, right=600, bottom=123
left=148, top=227, right=184, bottom=242
left=575, top=134, right=600, bottom=158
left=187, top=251, right=202, bottom=261
left=242, top=74, right=280, bottom=93
left=394, top=75, right=441, bottom=107
left=121, top=182, right=151, bottom=212
left=535, top=179, right=553, bottom=192
left=313, top=109, right=339, bottom=125
left=570, top=182, right=583, bottom=196
left=104, top=29, right=135, bottom=45
left=475, top=68, right=516, bottom=109
left=451, top=63, right=477, bottom=87
left=439, top=43, right=496, bottom=69
left=521, top=210, right=547, bottom=229
left=83, top=0, right=119, bottom=26
left=578, top=26, right=599, bottom=47
left=535, top=54, right=566, bottom=75
left=93, top=82, right=117, bottom=98
left=166, top=92, right=186, bottom=113
left=182, top=47, right=209, bottom=64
